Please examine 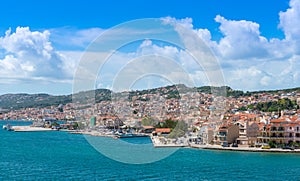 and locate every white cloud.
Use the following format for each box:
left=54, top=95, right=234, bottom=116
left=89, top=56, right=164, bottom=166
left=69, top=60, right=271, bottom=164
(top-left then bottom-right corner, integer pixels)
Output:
left=0, top=27, right=73, bottom=83
left=279, top=0, right=300, bottom=40
left=161, top=16, right=226, bottom=87
left=279, top=0, right=300, bottom=54
left=139, top=39, right=152, bottom=48
left=1, top=27, right=53, bottom=58
left=214, top=15, right=269, bottom=60
left=95, top=9, right=300, bottom=91
left=162, top=16, right=194, bottom=30
left=161, top=6, right=300, bottom=91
